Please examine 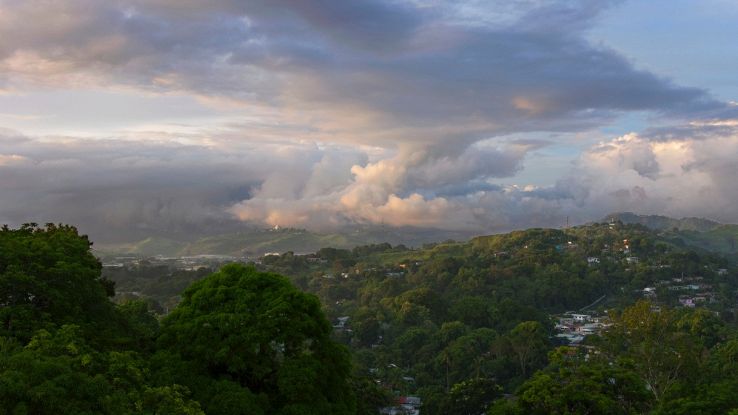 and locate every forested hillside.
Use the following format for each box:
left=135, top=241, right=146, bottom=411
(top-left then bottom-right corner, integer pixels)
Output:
left=102, top=221, right=738, bottom=414
left=606, top=212, right=738, bottom=254
left=5, top=222, right=738, bottom=414
left=0, top=224, right=362, bottom=414
left=256, top=223, right=738, bottom=414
